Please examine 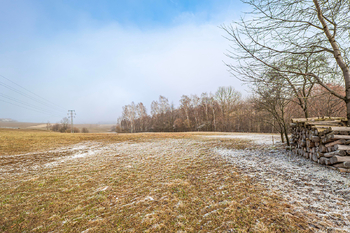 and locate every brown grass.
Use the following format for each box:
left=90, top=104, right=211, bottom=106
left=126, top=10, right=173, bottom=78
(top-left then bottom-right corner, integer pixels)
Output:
left=0, top=128, right=215, bottom=155
left=0, top=129, right=311, bottom=232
